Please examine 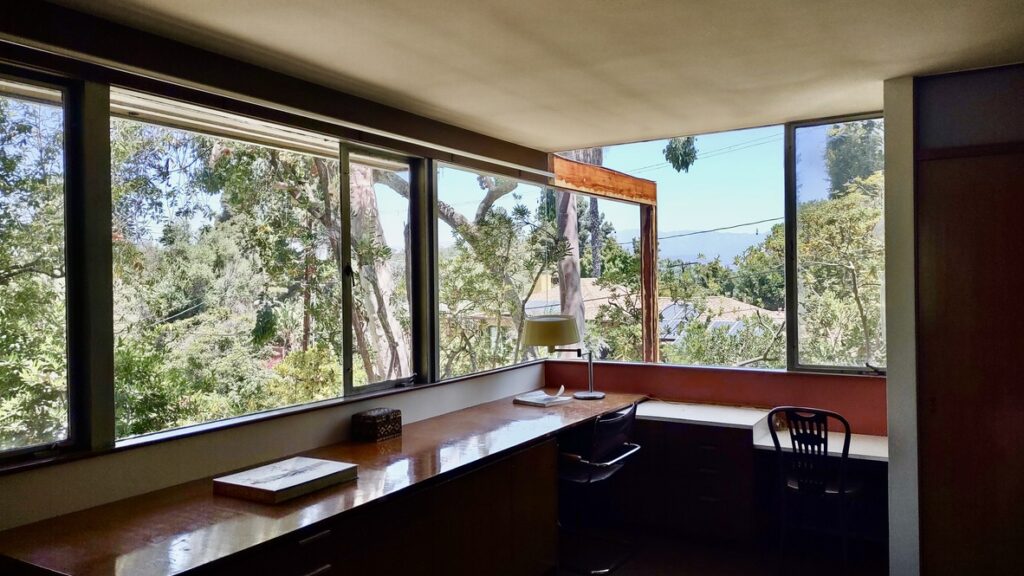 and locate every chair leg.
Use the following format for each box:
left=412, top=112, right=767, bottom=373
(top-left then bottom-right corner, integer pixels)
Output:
left=839, top=496, right=849, bottom=576
left=777, top=493, right=788, bottom=575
